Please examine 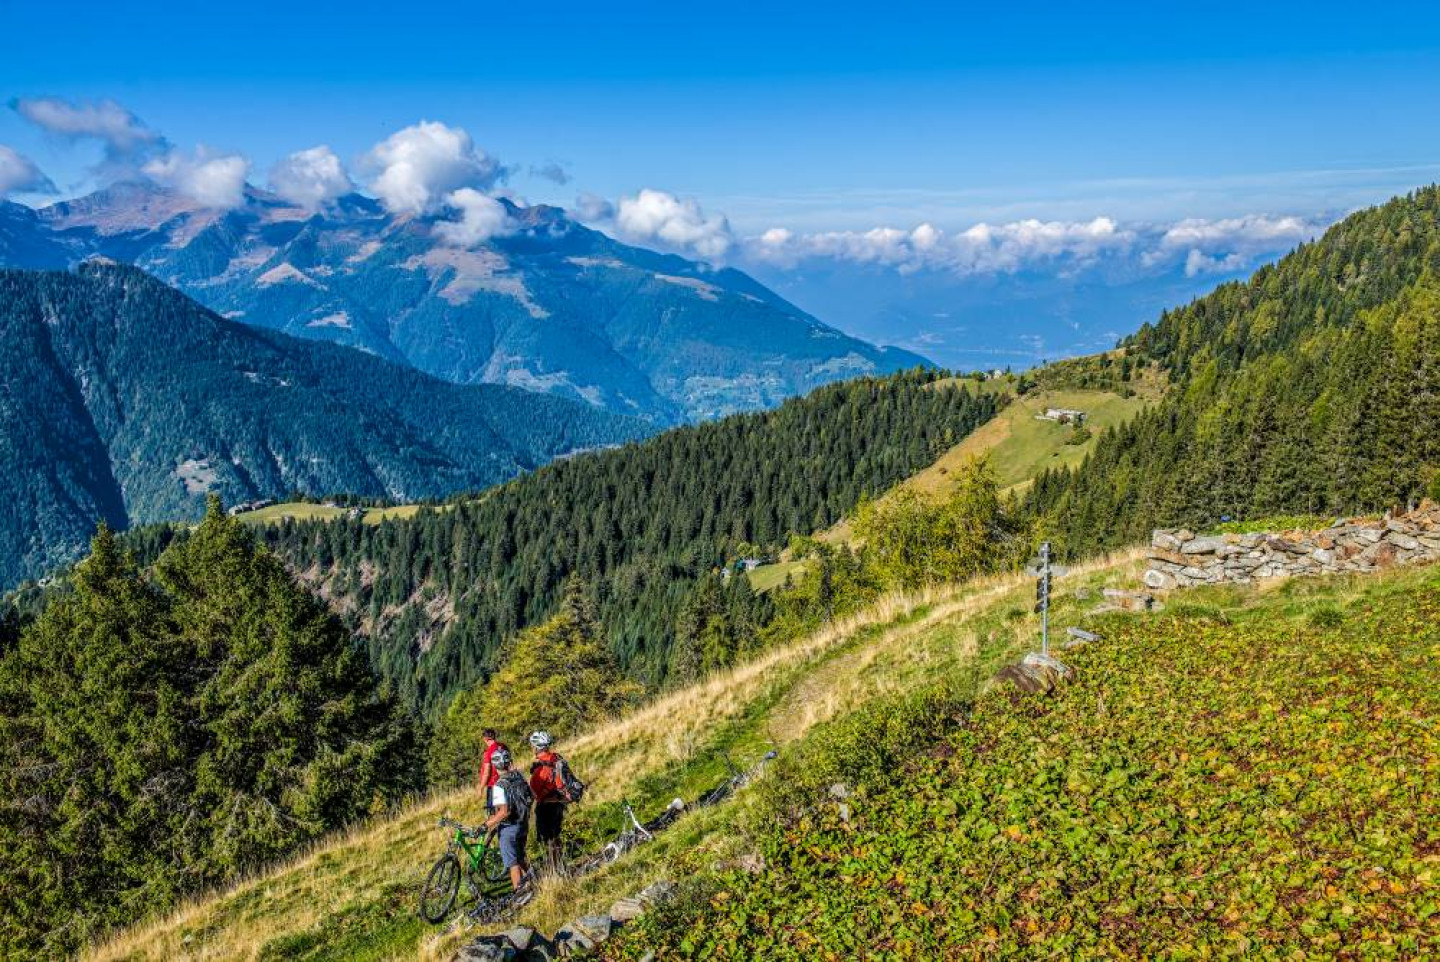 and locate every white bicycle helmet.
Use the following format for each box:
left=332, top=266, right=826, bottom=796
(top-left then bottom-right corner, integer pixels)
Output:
left=490, top=747, right=513, bottom=768
left=529, top=730, right=553, bottom=750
